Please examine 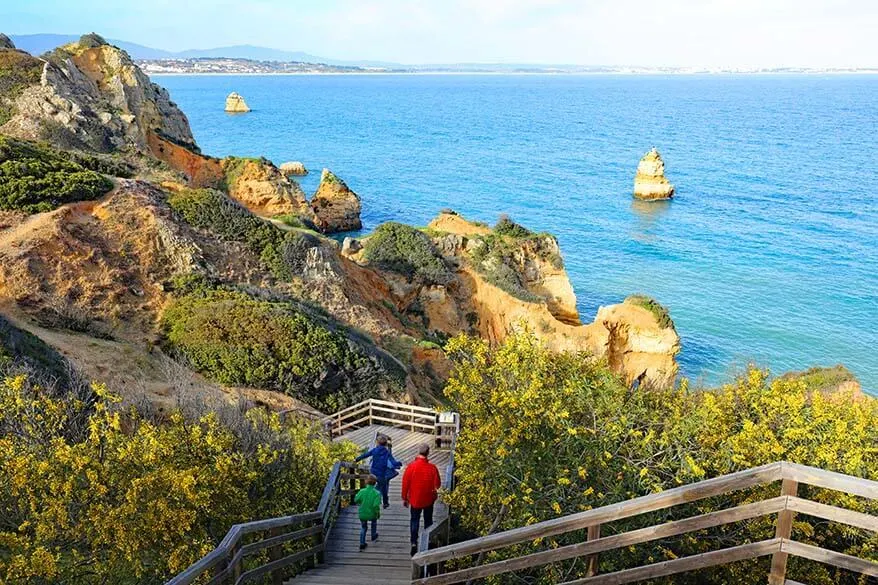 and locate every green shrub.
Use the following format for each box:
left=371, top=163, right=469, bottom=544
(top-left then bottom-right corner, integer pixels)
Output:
left=0, top=373, right=358, bottom=584
left=624, top=294, right=674, bottom=329
left=445, top=331, right=878, bottom=585
left=494, top=214, right=533, bottom=238
left=0, top=136, right=113, bottom=213
left=467, top=234, right=542, bottom=302
left=166, top=187, right=319, bottom=280
left=162, top=288, right=387, bottom=411
left=363, top=222, right=452, bottom=284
